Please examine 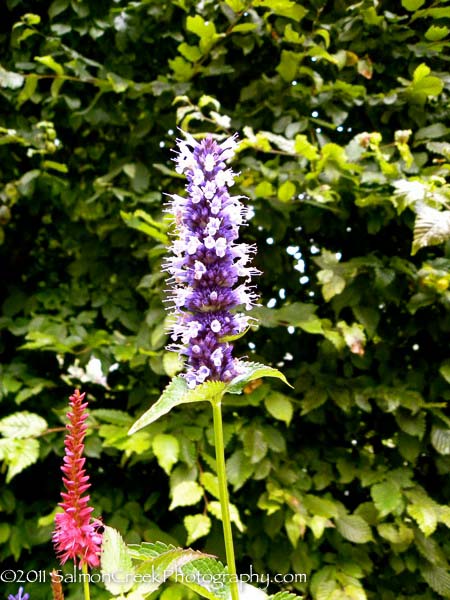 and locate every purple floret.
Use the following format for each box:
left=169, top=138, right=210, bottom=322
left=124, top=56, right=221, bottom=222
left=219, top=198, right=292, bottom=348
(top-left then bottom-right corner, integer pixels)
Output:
left=165, top=132, right=259, bottom=388
left=8, top=588, right=29, bottom=600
